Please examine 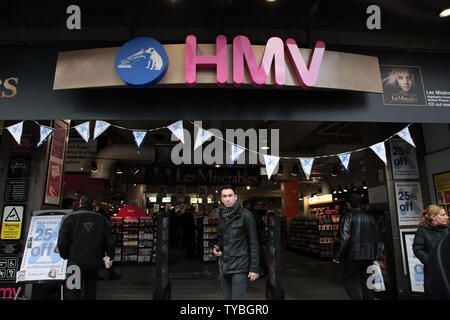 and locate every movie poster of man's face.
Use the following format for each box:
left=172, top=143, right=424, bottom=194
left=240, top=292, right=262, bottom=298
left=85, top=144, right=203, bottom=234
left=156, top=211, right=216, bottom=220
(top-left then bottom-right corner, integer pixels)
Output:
left=380, top=65, right=426, bottom=106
